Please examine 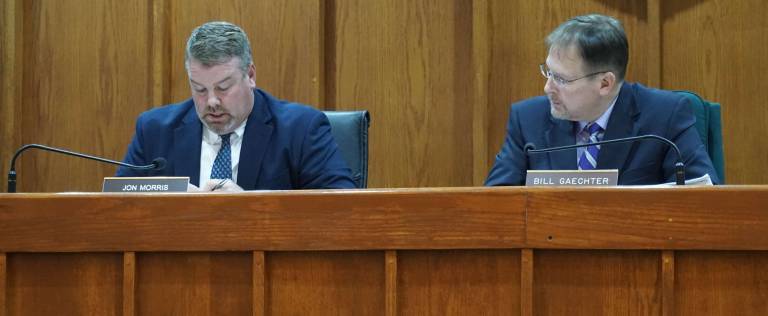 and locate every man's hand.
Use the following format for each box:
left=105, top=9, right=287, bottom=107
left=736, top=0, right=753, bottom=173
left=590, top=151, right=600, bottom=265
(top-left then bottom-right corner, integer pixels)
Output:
left=200, top=179, right=244, bottom=192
